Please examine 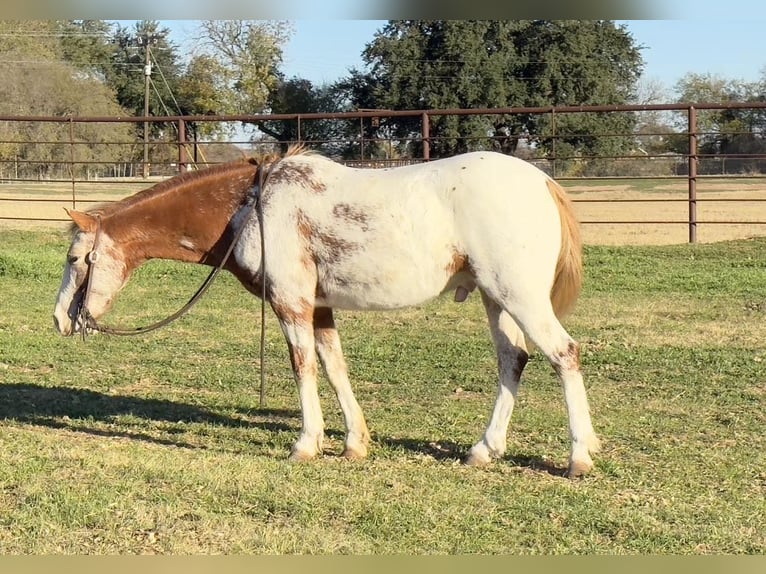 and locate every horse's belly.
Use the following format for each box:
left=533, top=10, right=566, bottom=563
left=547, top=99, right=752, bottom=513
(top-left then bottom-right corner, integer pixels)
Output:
left=316, top=260, right=456, bottom=311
